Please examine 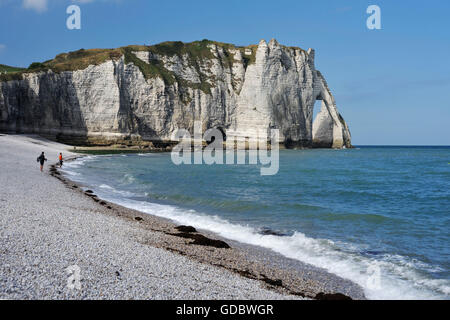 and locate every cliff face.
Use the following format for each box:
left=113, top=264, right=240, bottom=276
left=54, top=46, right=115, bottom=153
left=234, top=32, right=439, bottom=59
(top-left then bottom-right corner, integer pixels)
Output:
left=0, top=39, right=351, bottom=148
